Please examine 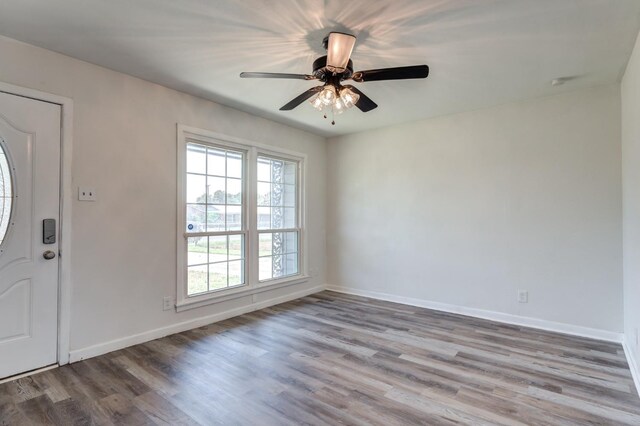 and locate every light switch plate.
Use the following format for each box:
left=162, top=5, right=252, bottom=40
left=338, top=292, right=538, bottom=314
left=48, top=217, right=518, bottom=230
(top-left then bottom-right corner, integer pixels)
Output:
left=78, top=187, right=96, bottom=201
